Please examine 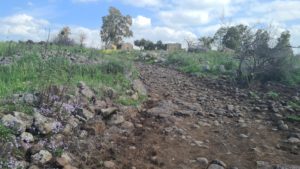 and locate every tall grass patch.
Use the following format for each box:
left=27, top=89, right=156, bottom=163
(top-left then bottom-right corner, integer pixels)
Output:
left=0, top=53, right=133, bottom=98
left=166, top=51, right=237, bottom=76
